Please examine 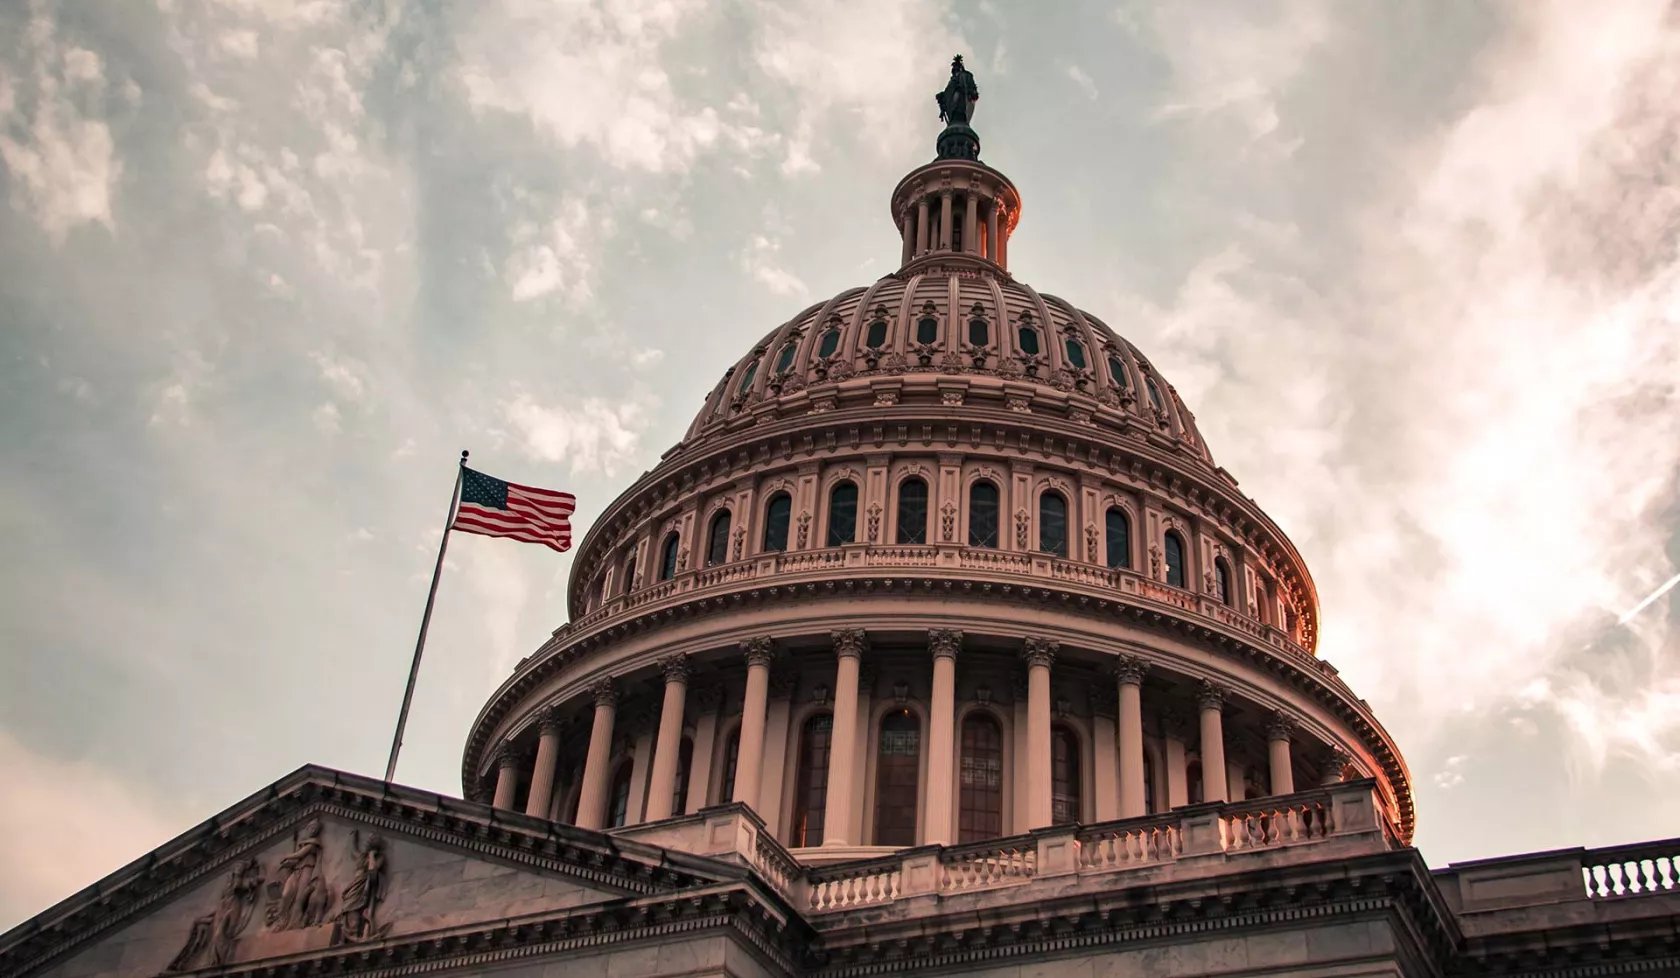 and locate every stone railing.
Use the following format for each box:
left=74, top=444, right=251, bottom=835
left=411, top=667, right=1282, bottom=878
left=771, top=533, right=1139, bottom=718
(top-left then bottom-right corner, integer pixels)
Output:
left=1078, top=814, right=1181, bottom=870
left=940, top=837, right=1038, bottom=892
left=807, top=855, right=904, bottom=911
left=1582, top=840, right=1679, bottom=899
left=573, top=542, right=1312, bottom=666
left=1218, top=794, right=1334, bottom=851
